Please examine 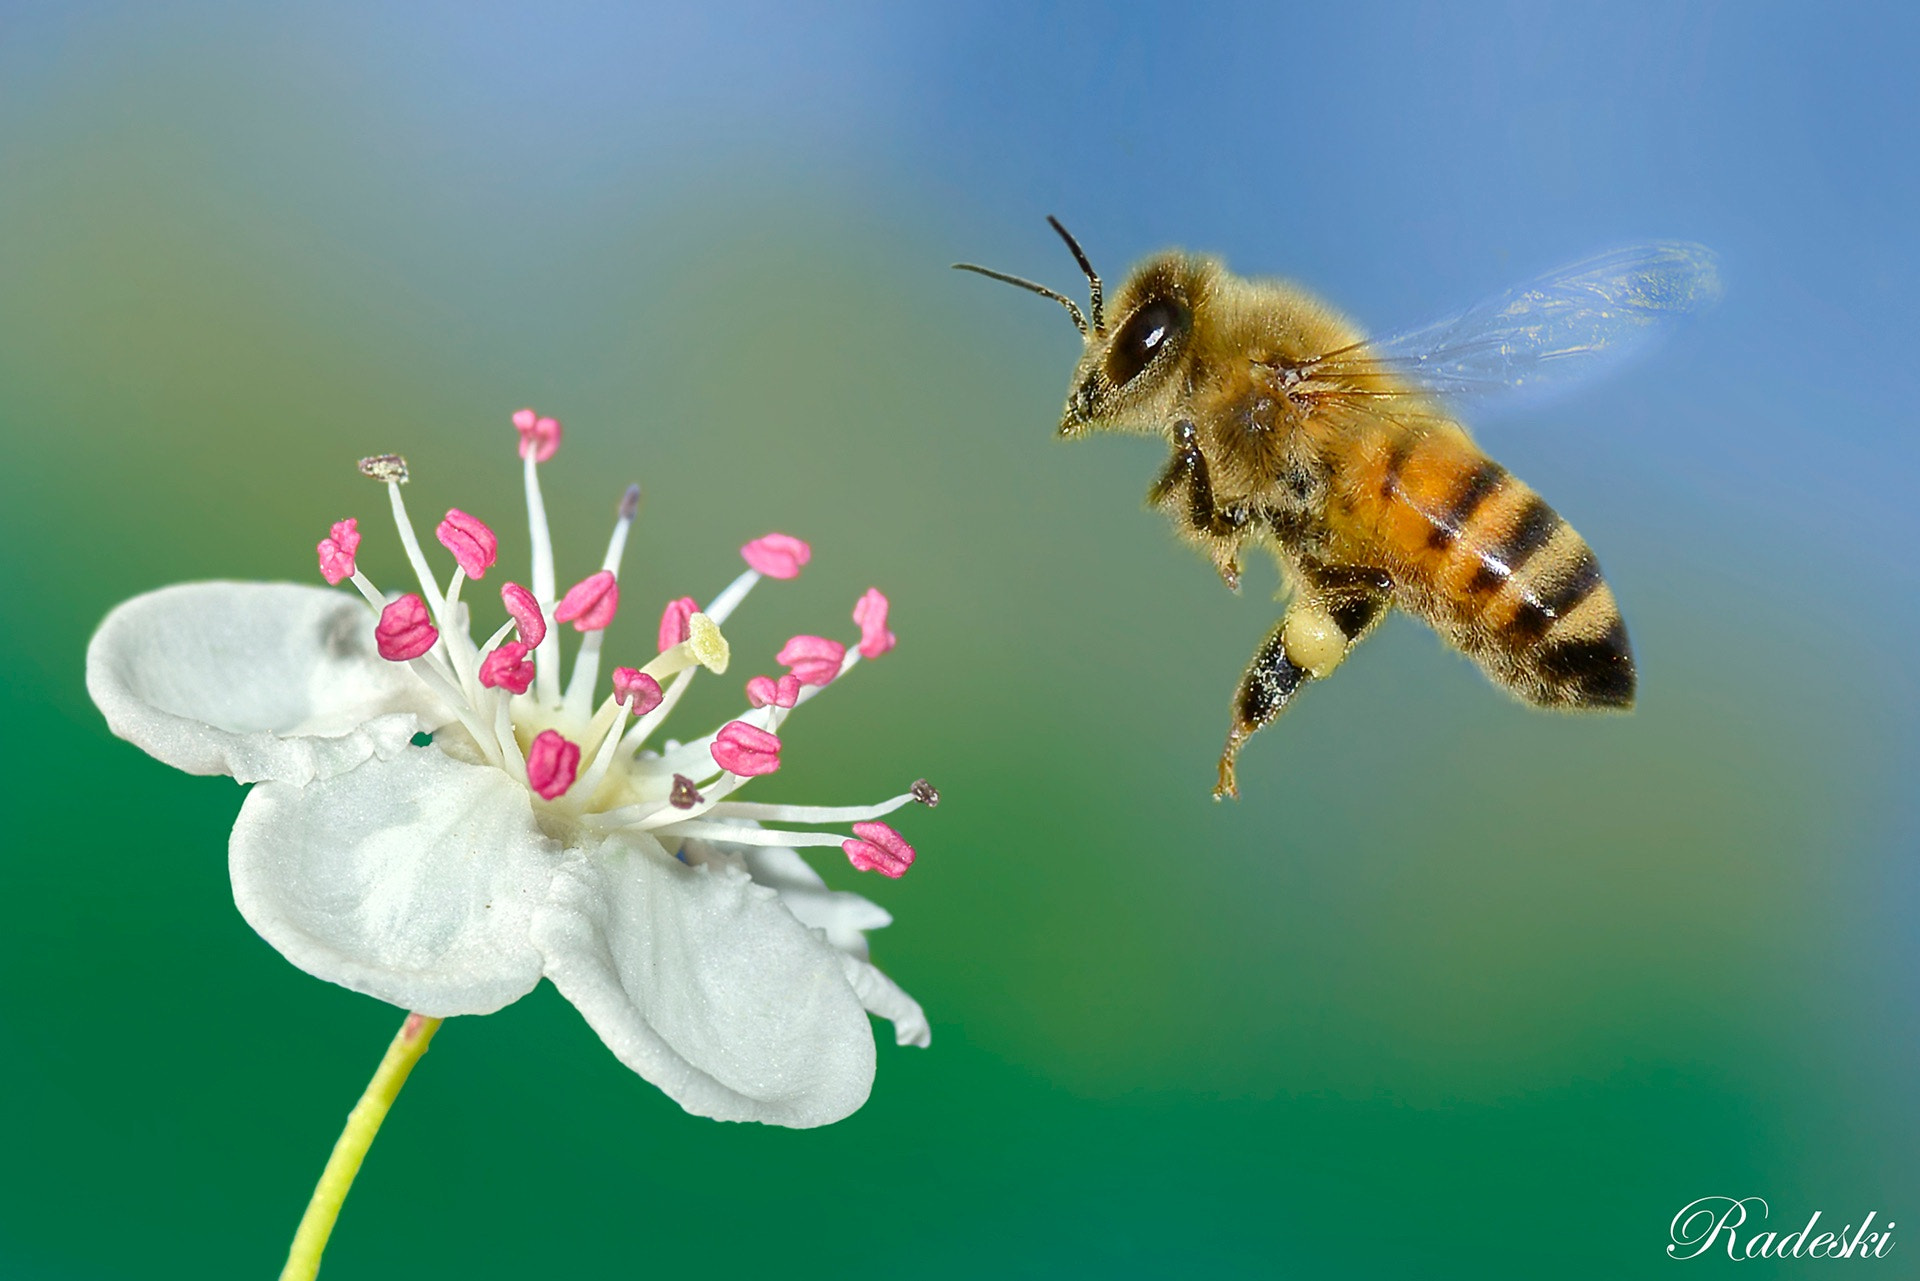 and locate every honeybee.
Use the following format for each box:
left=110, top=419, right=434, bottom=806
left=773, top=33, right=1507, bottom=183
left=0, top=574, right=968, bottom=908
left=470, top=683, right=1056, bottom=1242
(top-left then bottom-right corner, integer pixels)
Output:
left=956, top=220, right=1719, bottom=799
